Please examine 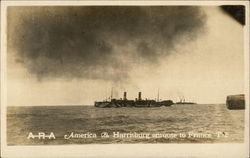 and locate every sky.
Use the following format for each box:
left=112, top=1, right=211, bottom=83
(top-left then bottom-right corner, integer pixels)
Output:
left=7, top=6, right=245, bottom=106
